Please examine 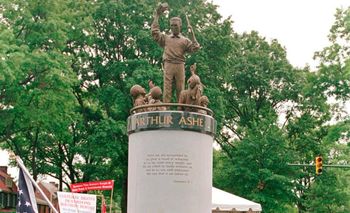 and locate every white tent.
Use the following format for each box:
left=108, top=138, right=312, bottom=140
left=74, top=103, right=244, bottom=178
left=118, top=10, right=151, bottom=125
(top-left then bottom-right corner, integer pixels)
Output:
left=212, top=187, right=262, bottom=212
